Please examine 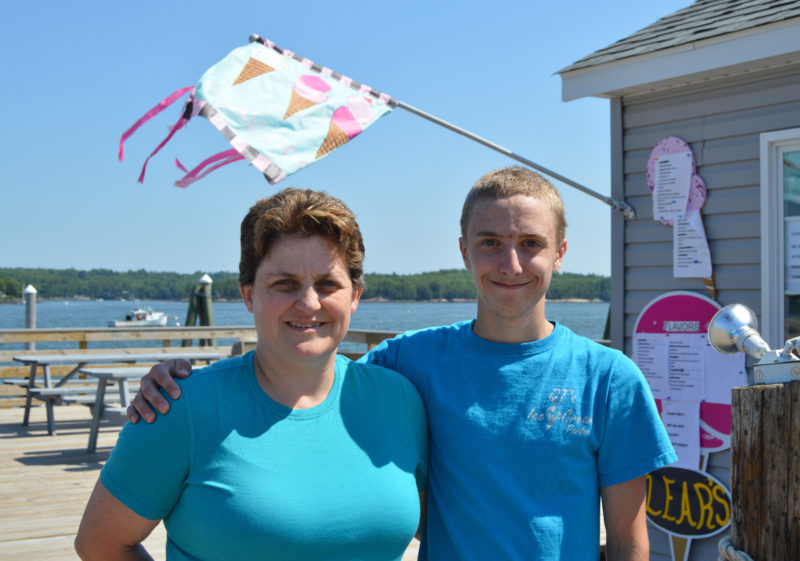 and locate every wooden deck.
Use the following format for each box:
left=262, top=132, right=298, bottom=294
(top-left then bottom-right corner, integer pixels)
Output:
left=0, top=405, right=419, bottom=560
